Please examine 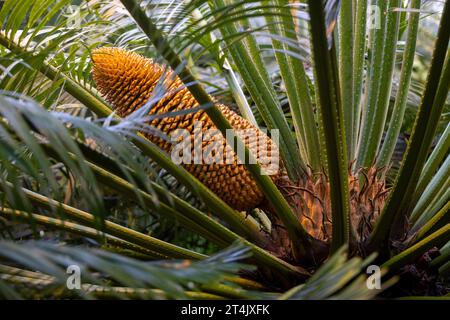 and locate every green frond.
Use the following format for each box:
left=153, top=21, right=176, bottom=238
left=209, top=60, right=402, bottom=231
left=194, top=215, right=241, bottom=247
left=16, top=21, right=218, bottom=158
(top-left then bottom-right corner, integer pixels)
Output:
left=0, top=241, right=254, bottom=299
